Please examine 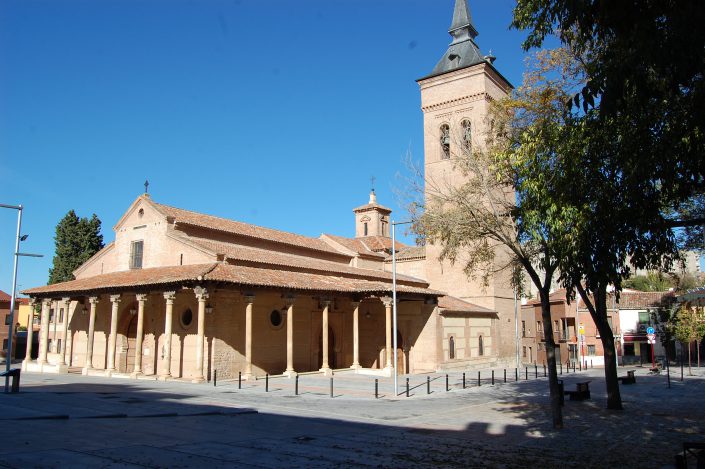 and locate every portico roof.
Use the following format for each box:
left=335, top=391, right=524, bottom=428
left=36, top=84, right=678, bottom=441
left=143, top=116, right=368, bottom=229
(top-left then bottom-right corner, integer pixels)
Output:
left=22, top=263, right=441, bottom=298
